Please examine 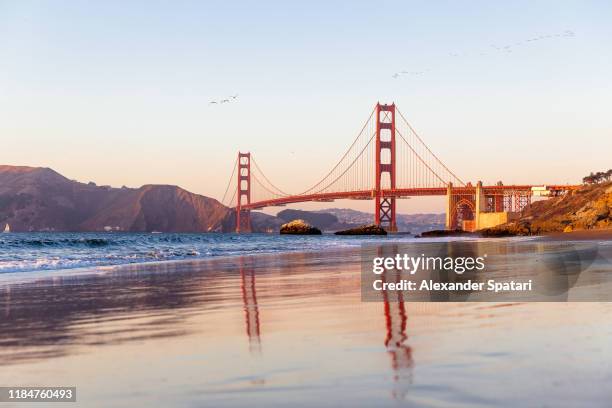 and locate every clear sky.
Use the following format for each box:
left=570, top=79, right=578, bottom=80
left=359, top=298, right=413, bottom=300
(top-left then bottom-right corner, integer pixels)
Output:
left=1, top=1, right=611, bottom=213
